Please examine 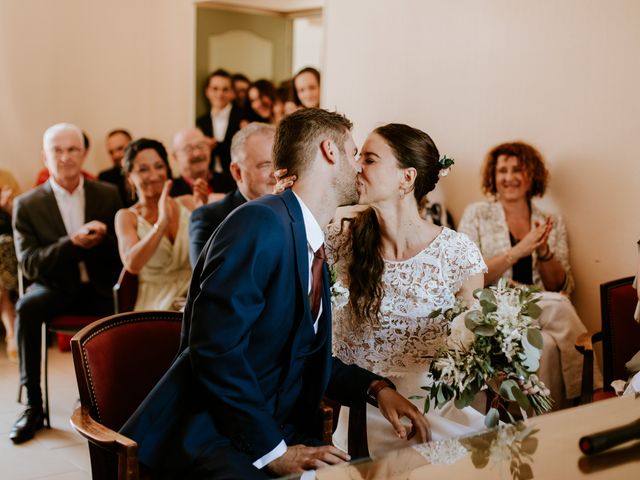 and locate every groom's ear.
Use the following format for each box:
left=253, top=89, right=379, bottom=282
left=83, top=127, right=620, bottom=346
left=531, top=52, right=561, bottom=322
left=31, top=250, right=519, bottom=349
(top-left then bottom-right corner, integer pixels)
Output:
left=319, top=139, right=338, bottom=165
